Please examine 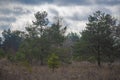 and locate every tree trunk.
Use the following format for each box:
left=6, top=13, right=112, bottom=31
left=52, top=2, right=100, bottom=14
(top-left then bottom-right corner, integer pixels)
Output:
left=97, top=46, right=101, bottom=67
left=97, top=52, right=101, bottom=67
left=40, top=56, right=44, bottom=65
left=40, top=49, right=44, bottom=65
left=52, top=68, right=55, bottom=72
